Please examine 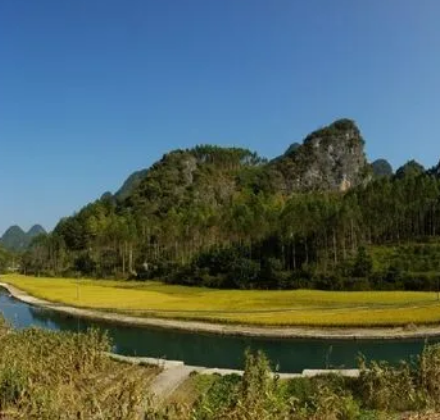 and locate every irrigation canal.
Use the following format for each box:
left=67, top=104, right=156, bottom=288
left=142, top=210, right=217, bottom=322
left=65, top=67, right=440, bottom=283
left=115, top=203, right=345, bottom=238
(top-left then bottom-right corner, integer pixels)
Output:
left=0, top=287, right=436, bottom=373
